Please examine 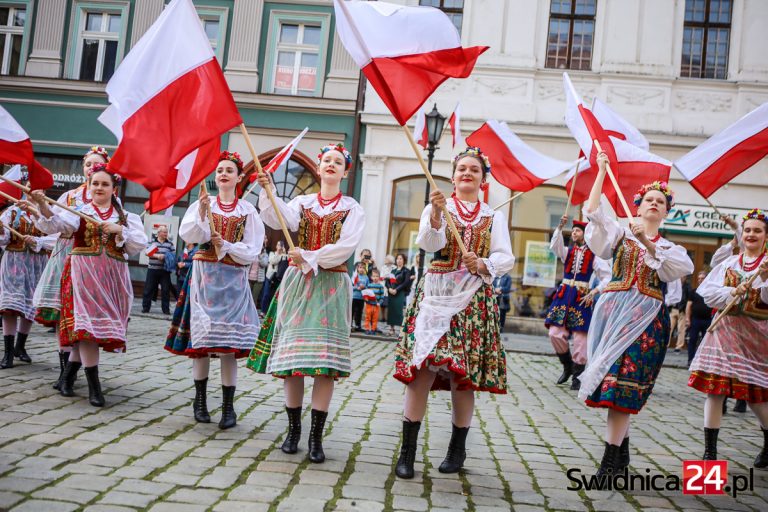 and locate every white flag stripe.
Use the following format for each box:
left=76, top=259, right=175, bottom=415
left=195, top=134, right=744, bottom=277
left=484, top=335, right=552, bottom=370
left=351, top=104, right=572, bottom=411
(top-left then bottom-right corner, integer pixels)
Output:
left=591, top=98, right=649, bottom=151
left=0, top=105, right=29, bottom=142
left=563, top=73, right=593, bottom=157
left=102, top=0, right=214, bottom=135
left=174, top=147, right=200, bottom=189
left=333, top=0, right=461, bottom=67
left=451, top=103, right=462, bottom=148
left=674, top=102, right=768, bottom=181
left=413, top=107, right=426, bottom=143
